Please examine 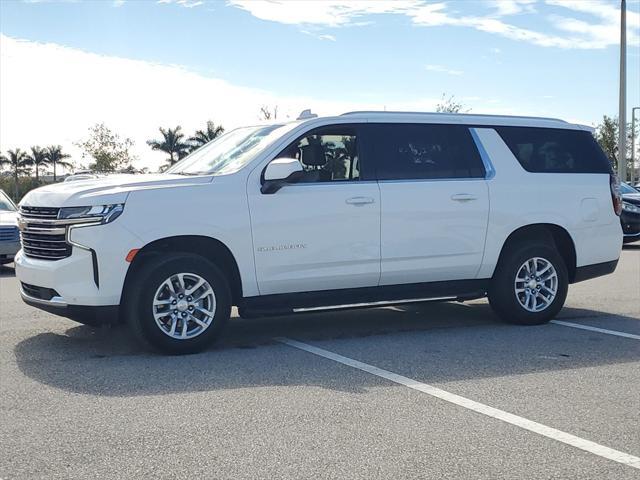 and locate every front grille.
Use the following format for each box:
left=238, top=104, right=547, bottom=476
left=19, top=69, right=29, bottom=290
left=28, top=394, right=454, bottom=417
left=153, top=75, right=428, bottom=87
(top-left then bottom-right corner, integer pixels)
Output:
left=21, top=282, right=60, bottom=301
left=0, top=226, right=19, bottom=242
left=19, top=206, right=73, bottom=261
left=21, top=231, right=72, bottom=260
left=20, top=206, right=60, bottom=220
